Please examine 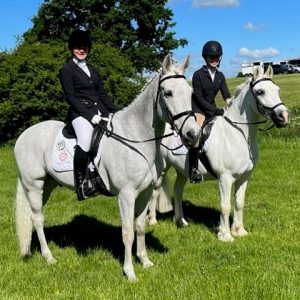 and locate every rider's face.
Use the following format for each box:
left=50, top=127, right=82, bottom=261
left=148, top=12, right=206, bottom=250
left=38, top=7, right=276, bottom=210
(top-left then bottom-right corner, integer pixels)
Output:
left=206, top=55, right=220, bottom=68
left=72, top=46, right=89, bottom=61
